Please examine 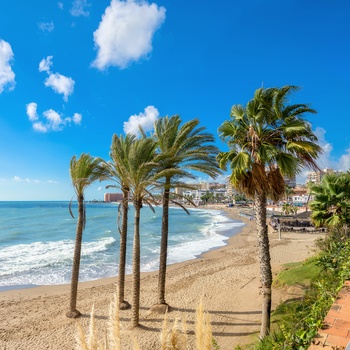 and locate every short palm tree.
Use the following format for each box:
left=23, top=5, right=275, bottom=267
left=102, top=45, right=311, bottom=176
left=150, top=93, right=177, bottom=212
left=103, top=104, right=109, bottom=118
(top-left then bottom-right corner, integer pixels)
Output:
left=104, top=133, right=137, bottom=310
left=217, top=85, right=321, bottom=337
left=66, top=153, right=109, bottom=318
left=309, top=172, right=350, bottom=230
left=284, top=185, right=294, bottom=202
left=282, top=202, right=292, bottom=215
left=126, top=136, right=160, bottom=328
left=152, top=115, right=221, bottom=311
